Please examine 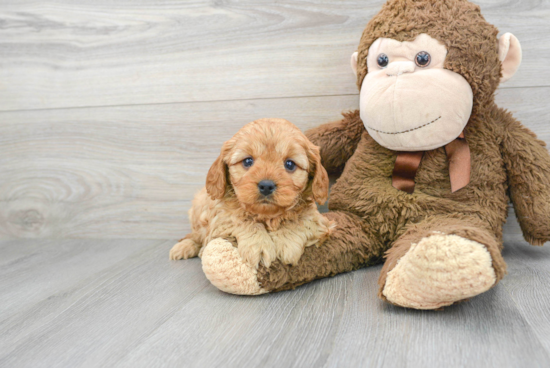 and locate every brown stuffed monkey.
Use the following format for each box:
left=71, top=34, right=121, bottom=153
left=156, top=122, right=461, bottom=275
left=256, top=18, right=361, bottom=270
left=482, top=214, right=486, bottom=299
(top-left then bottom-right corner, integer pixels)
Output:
left=200, top=0, right=550, bottom=310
